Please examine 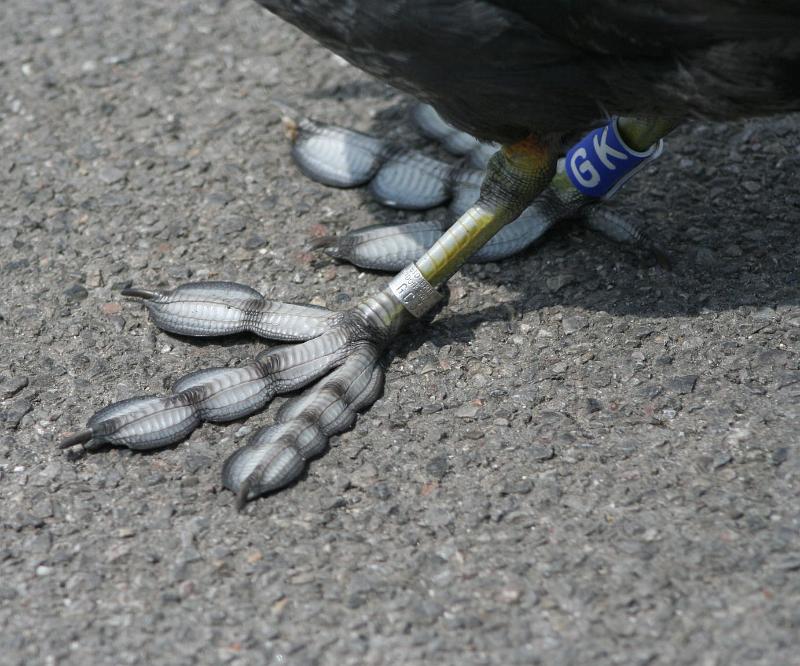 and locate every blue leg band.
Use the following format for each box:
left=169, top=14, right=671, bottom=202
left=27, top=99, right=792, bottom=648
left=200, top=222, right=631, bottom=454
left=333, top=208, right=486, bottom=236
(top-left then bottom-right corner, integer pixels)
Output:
left=565, top=118, right=664, bottom=199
